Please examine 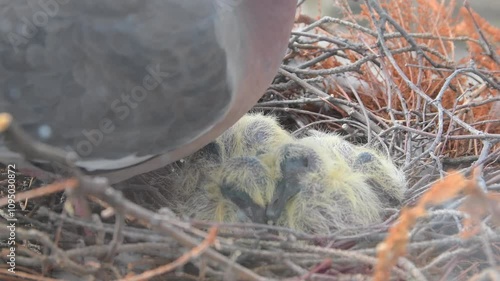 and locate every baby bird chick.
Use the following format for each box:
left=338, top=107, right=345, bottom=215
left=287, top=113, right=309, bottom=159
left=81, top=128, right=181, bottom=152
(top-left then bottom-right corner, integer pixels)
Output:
left=167, top=114, right=406, bottom=234
left=264, top=134, right=406, bottom=233
left=168, top=114, right=293, bottom=223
